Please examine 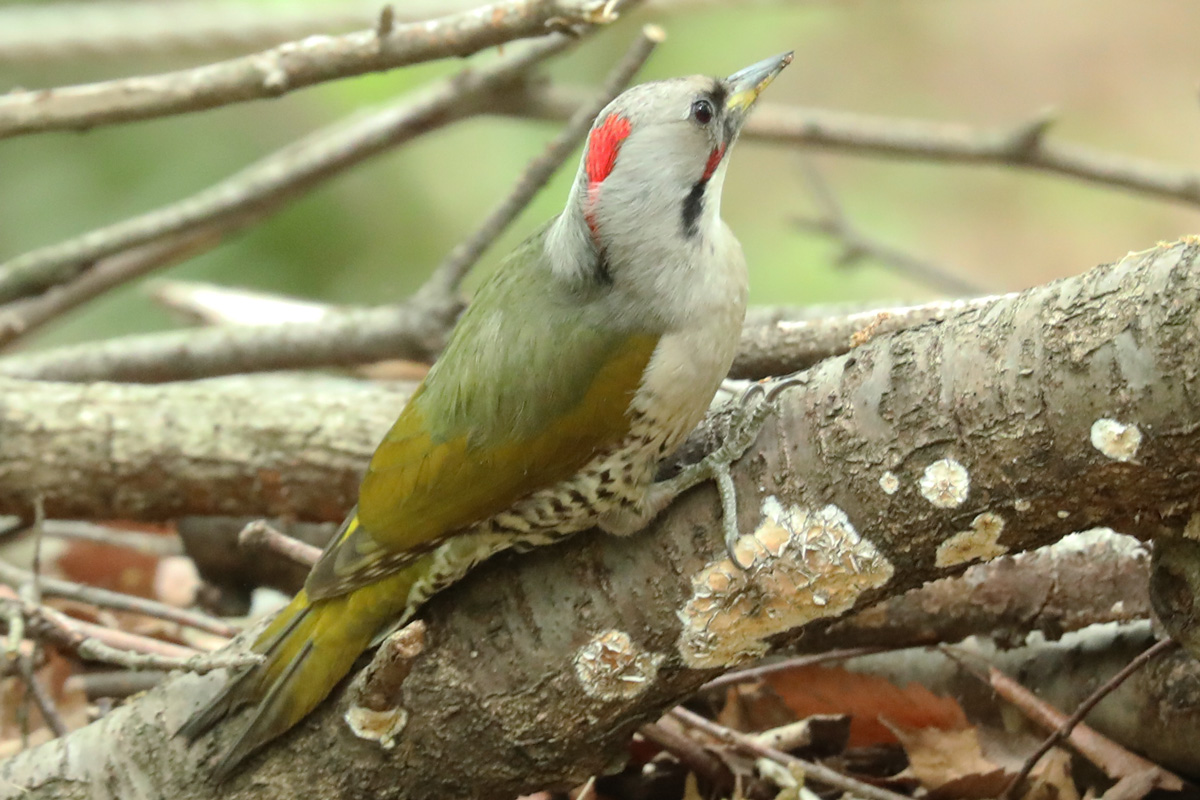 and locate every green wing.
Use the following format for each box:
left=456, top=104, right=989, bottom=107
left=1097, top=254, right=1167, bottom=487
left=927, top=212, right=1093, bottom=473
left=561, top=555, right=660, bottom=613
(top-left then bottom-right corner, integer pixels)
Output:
left=305, top=228, right=658, bottom=600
